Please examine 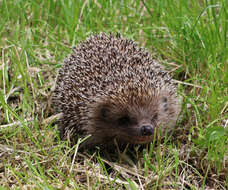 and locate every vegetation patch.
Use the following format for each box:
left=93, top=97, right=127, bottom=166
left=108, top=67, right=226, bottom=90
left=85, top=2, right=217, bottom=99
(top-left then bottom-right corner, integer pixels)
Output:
left=0, top=0, right=227, bottom=189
